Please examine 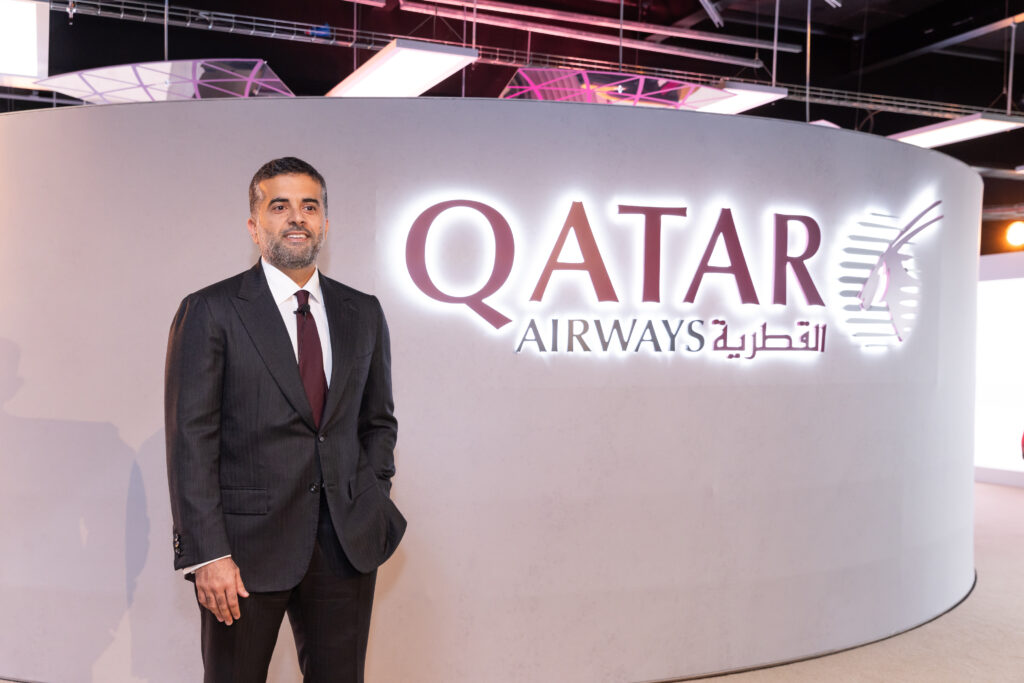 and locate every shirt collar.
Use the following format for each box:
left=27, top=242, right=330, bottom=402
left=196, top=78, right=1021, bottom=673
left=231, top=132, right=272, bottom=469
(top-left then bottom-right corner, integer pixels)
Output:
left=261, top=258, right=323, bottom=305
